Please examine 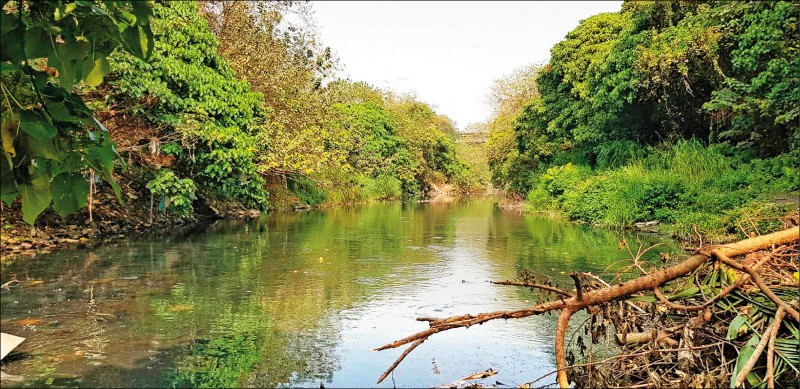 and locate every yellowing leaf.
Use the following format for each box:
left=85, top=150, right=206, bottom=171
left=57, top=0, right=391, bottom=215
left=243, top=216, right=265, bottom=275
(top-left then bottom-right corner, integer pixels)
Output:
left=84, top=55, right=110, bottom=87
left=1, top=116, right=17, bottom=157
